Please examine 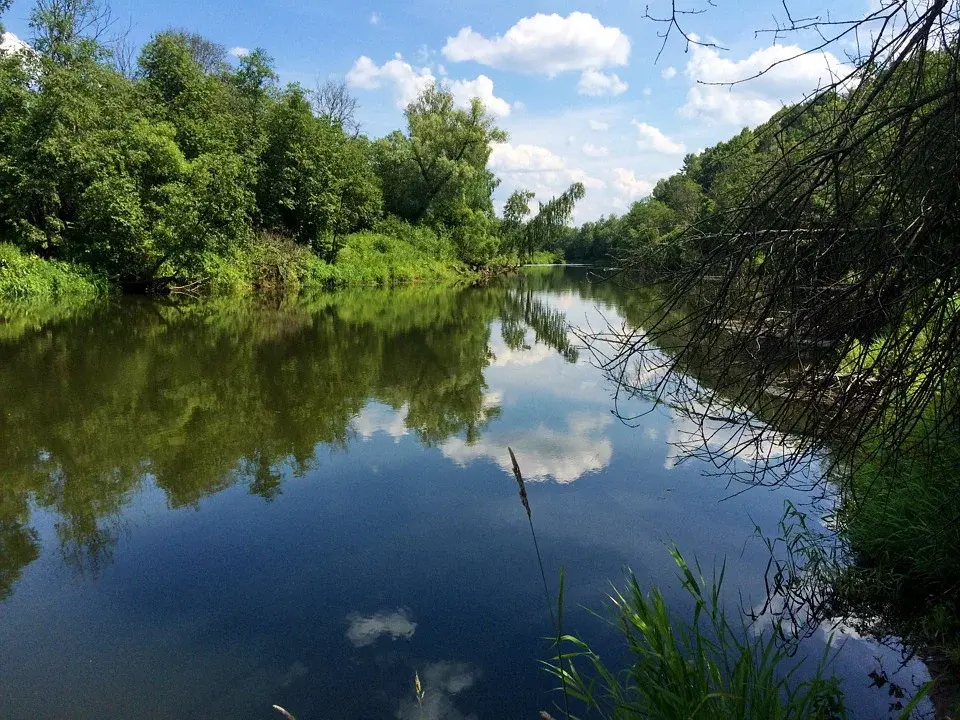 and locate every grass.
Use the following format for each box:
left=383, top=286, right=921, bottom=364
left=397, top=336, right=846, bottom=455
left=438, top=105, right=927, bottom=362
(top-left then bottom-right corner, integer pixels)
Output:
left=0, top=243, right=107, bottom=301
left=525, top=250, right=565, bottom=265
left=302, top=232, right=465, bottom=290
left=544, top=548, right=849, bottom=720
left=199, top=230, right=466, bottom=295
left=0, top=219, right=473, bottom=302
